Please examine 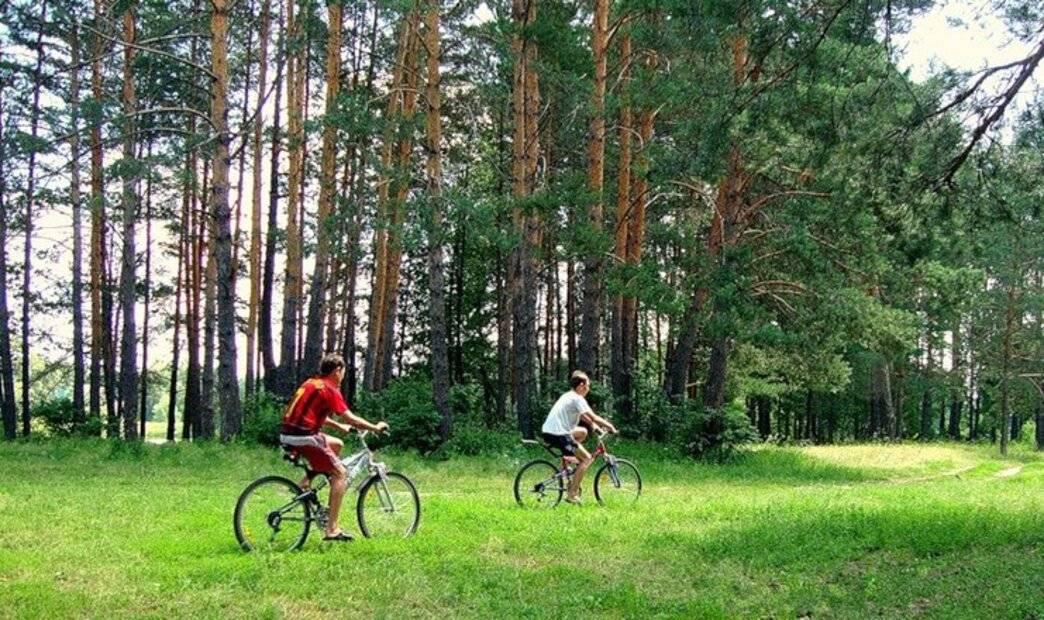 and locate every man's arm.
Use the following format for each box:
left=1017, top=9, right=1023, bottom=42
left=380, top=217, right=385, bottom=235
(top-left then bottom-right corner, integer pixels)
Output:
left=580, top=410, right=617, bottom=434
left=336, top=409, right=389, bottom=433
